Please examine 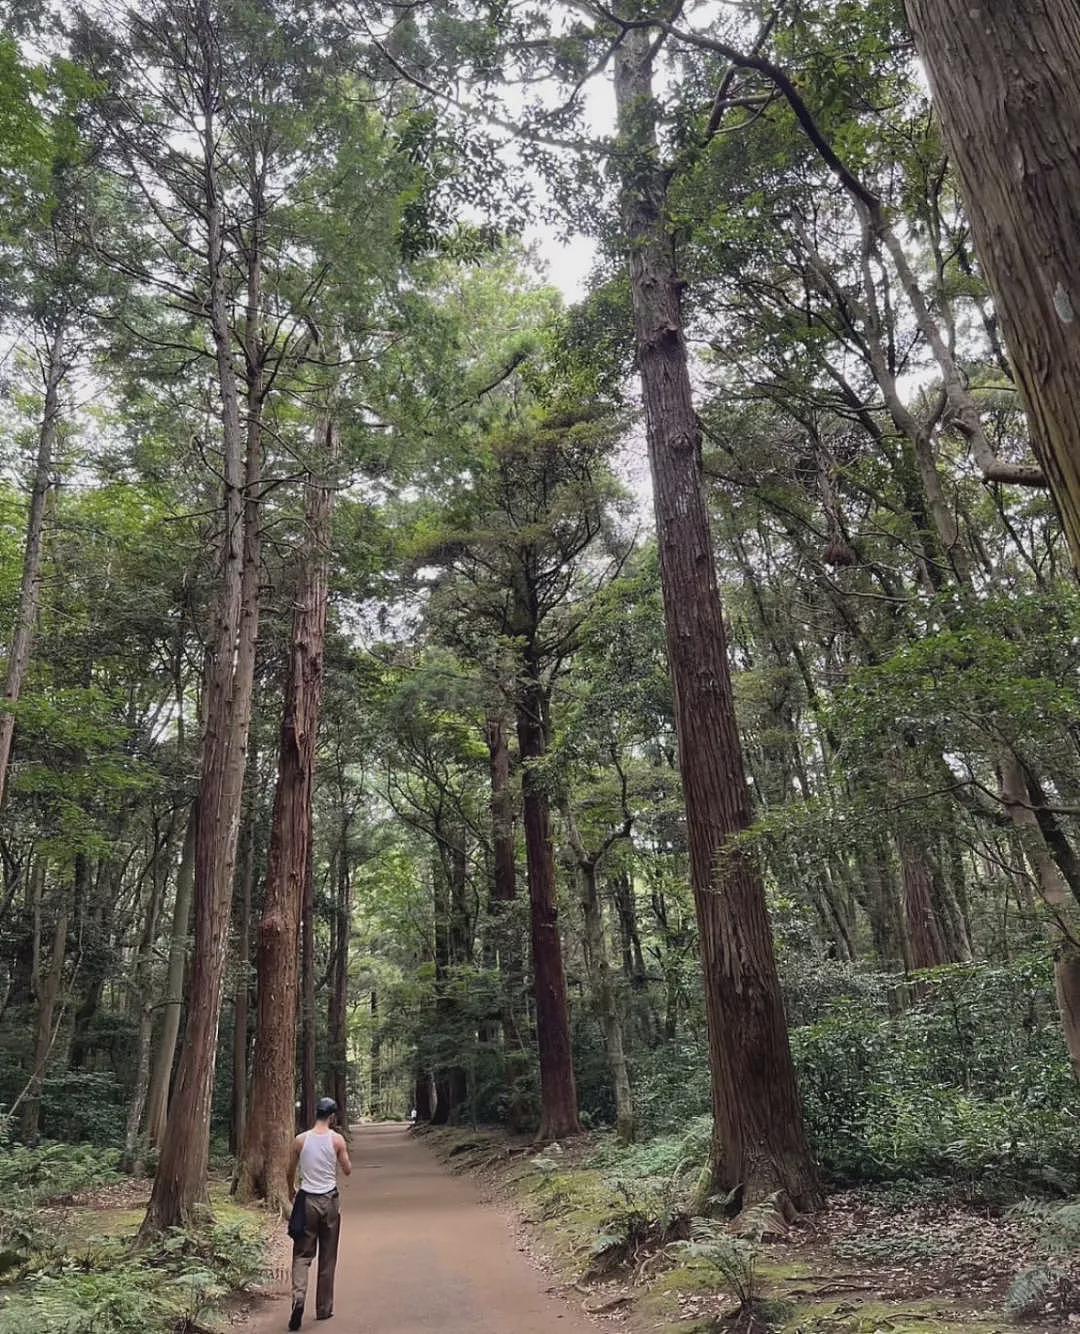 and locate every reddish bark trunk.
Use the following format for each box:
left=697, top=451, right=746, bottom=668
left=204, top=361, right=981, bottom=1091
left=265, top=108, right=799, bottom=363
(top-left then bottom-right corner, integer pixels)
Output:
left=231, top=810, right=255, bottom=1156
left=614, top=27, right=819, bottom=1207
left=301, top=835, right=317, bottom=1129
left=485, top=714, right=529, bottom=1113
left=143, top=805, right=196, bottom=1149
left=237, top=420, right=335, bottom=1208
left=140, top=161, right=262, bottom=1232
left=515, top=670, right=582, bottom=1142
left=900, top=841, right=951, bottom=971
left=327, top=821, right=351, bottom=1126
left=486, top=716, right=517, bottom=906
left=414, top=1068, right=434, bottom=1122
left=369, top=988, right=381, bottom=1119
left=19, top=904, right=67, bottom=1142
left=141, top=77, right=264, bottom=1229
left=902, top=0, right=1080, bottom=568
